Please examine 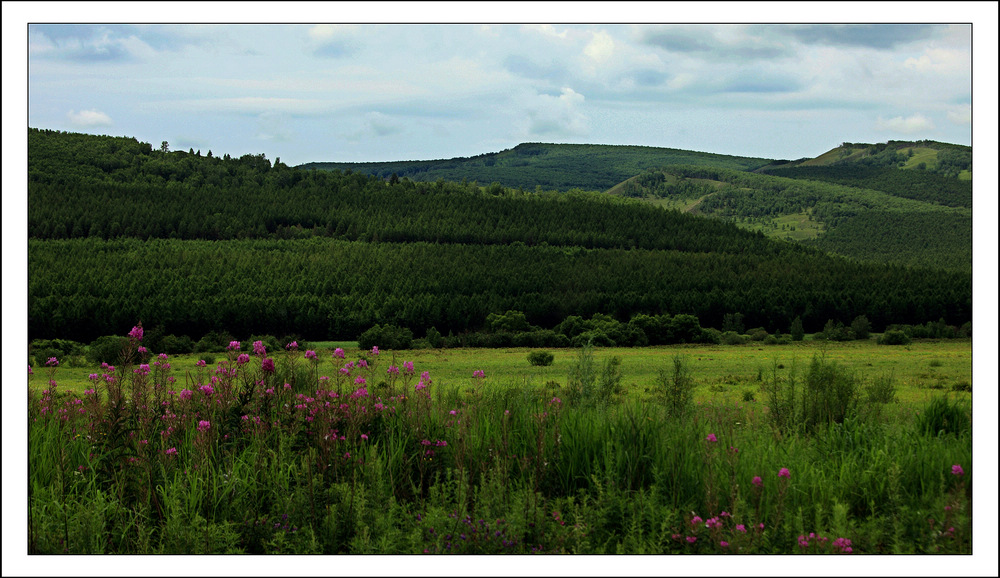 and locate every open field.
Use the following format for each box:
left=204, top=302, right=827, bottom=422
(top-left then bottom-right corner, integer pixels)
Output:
left=33, top=339, right=972, bottom=405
